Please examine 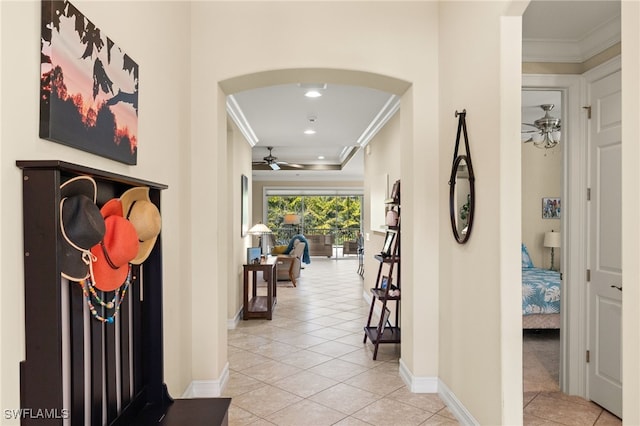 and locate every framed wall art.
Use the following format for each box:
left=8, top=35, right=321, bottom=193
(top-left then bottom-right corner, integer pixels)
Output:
left=542, top=197, right=561, bottom=219
left=241, top=174, right=249, bottom=237
left=40, top=0, right=139, bottom=165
